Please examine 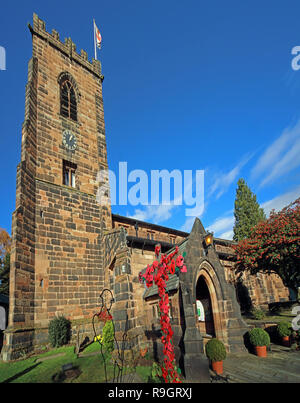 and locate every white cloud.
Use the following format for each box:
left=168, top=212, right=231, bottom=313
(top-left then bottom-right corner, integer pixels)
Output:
left=180, top=216, right=196, bottom=232
left=127, top=203, right=178, bottom=224
left=206, top=215, right=235, bottom=239
left=251, top=119, right=300, bottom=187
left=261, top=185, right=300, bottom=216
left=208, top=153, right=253, bottom=200
left=218, top=230, right=234, bottom=240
